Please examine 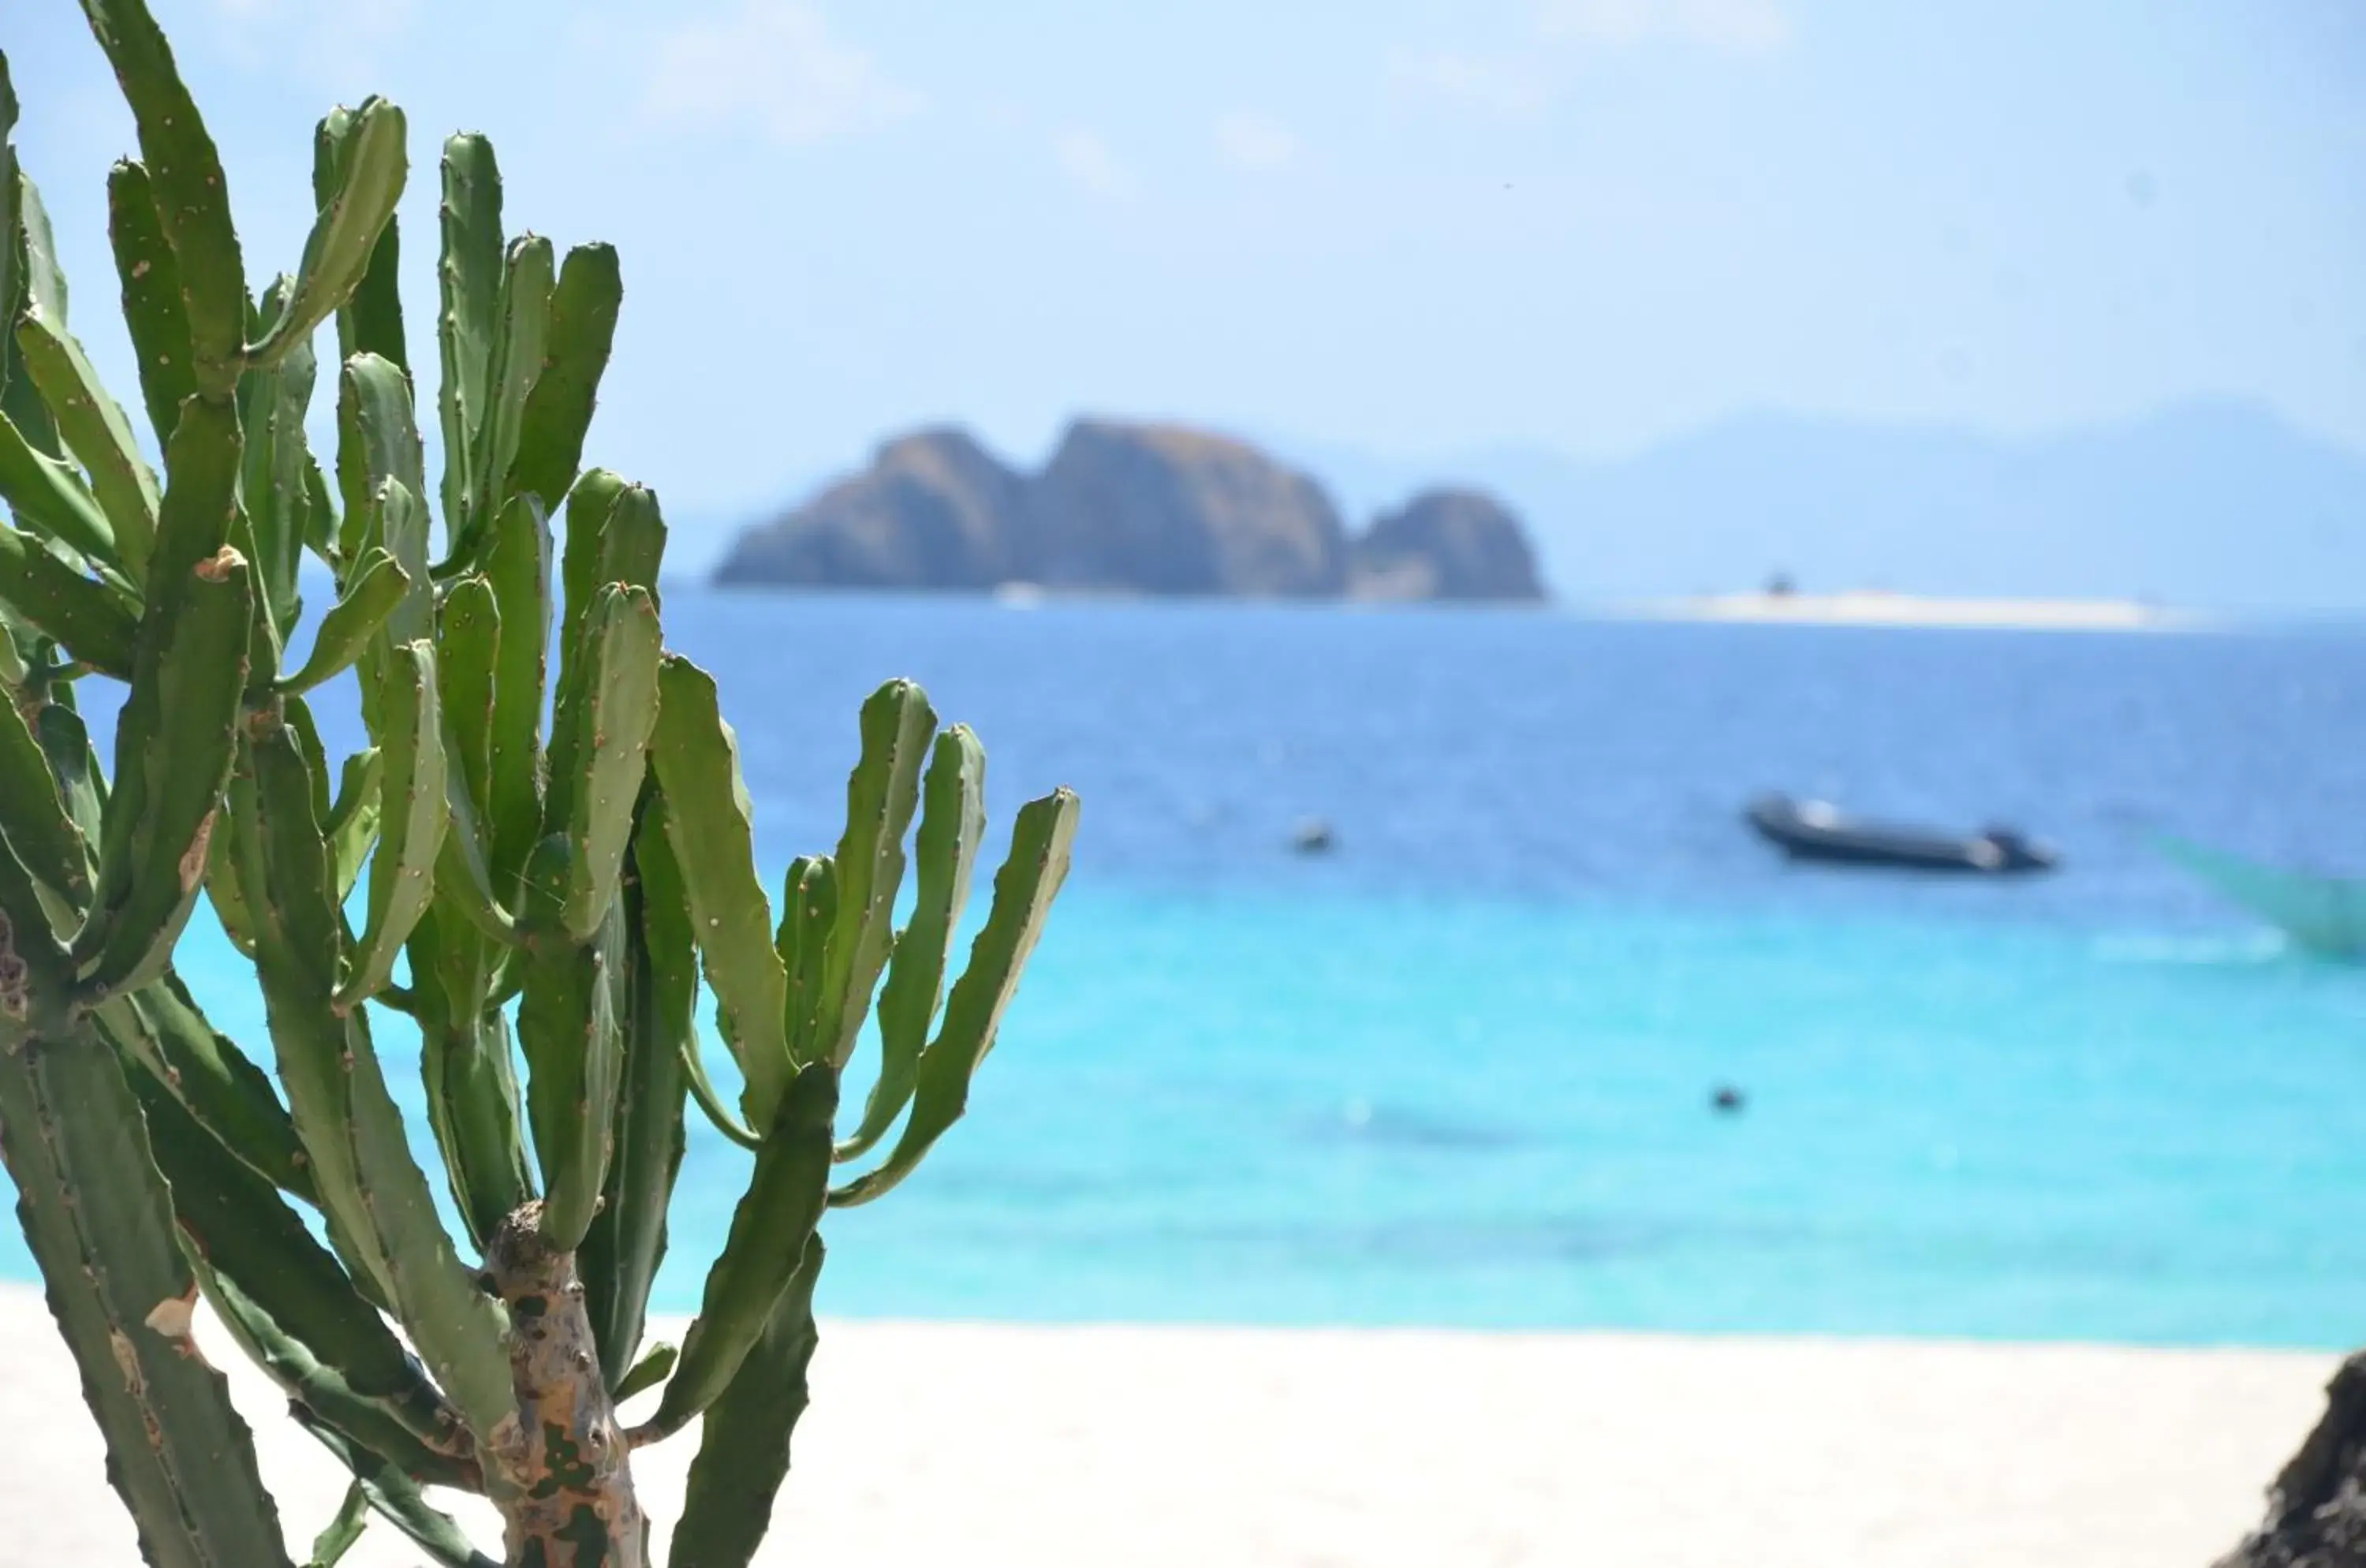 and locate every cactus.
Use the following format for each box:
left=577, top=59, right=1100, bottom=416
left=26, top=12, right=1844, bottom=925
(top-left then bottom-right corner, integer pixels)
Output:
left=0, top=10, right=1077, bottom=1568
